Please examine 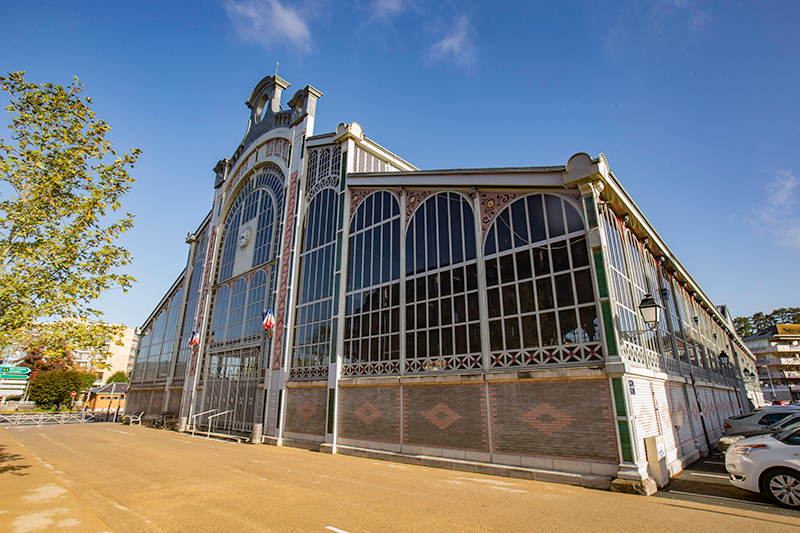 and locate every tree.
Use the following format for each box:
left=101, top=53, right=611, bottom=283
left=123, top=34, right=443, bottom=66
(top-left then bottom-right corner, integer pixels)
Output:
left=733, top=307, right=800, bottom=338
left=106, top=370, right=129, bottom=384
left=0, top=71, right=139, bottom=351
left=28, top=369, right=96, bottom=409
